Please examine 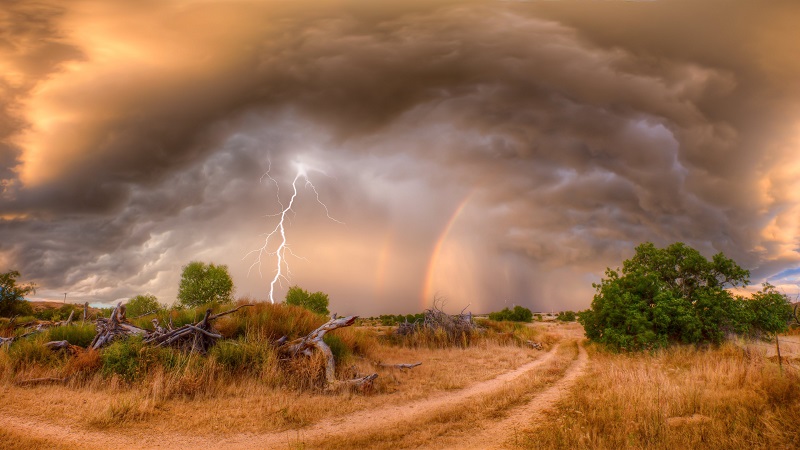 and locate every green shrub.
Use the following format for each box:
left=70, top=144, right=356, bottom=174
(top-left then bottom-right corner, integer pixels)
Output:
left=285, top=286, right=330, bottom=315
left=488, top=305, right=533, bottom=322
left=8, top=335, right=63, bottom=370
left=210, top=339, right=273, bottom=374
left=557, top=310, right=577, bottom=322
left=101, top=337, right=146, bottom=382
left=47, top=323, right=96, bottom=347
left=323, top=334, right=351, bottom=362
